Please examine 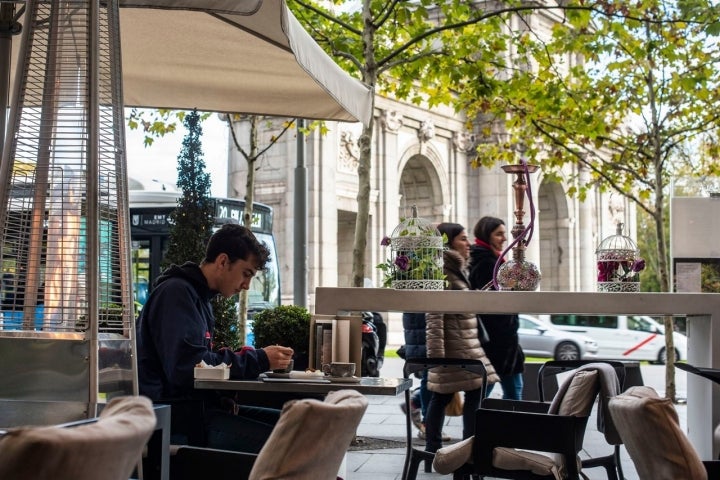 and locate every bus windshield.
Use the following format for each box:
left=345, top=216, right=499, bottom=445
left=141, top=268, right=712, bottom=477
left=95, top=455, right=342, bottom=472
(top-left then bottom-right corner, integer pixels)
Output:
left=129, top=190, right=280, bottom=314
